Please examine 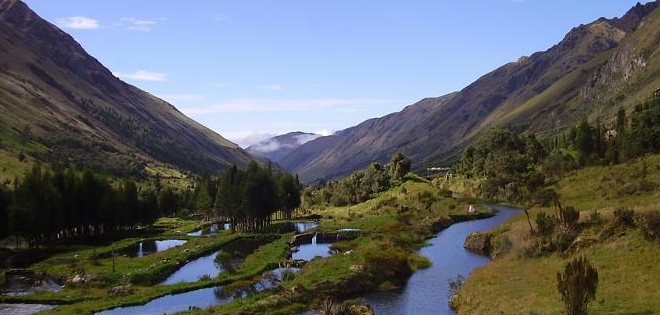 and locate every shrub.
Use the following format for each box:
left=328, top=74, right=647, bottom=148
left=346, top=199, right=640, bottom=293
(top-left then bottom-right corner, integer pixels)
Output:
left=557, top=256, right=598, bottom=315
left=636, top=210, right=660, bottom=241
left=587, top=210, right=603, bottom=227
left=535, top=212, right=556, bottom=237
left=363, top=247, right=412, bottom=286
left=560, top=206, right=580, bottom=228
left=554, top=228, right=578, bottom=252
left=613, top=208, right=635, bottom=226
